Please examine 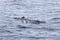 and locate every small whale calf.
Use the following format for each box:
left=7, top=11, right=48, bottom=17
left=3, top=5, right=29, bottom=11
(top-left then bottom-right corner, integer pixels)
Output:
left=14, top=16, right=46, bottom=24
